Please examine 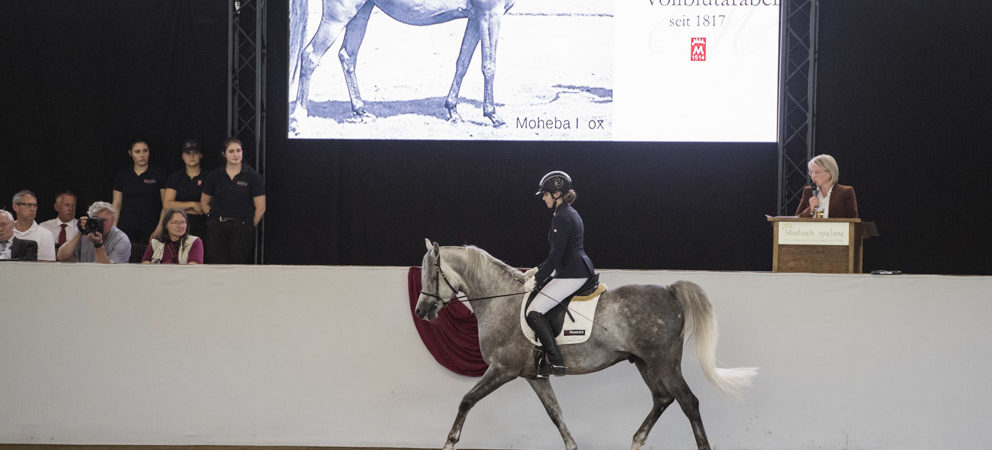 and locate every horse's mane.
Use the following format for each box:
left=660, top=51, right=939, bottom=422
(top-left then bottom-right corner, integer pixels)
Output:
left=463, top=245, right=523, bottom=280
